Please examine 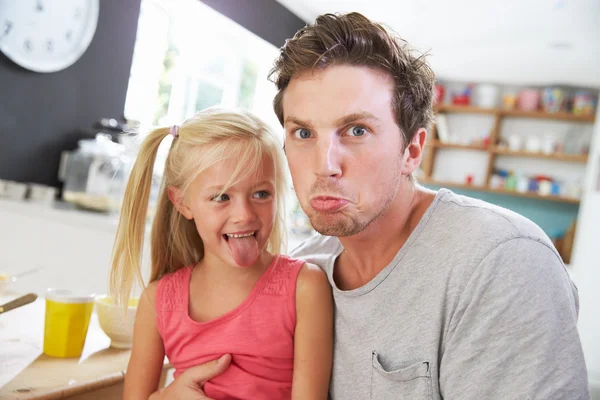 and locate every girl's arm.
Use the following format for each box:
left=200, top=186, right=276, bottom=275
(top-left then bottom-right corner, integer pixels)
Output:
left=123, top=281, right=166, bottom=400
left=291, top=263, right=334, bottom=400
